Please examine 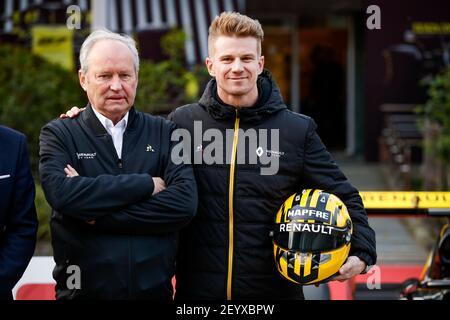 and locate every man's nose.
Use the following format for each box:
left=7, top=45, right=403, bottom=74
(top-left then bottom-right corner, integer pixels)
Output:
left=110, top=75, right=122, bottom=91
left=231, top=59, right=244, bottom=72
